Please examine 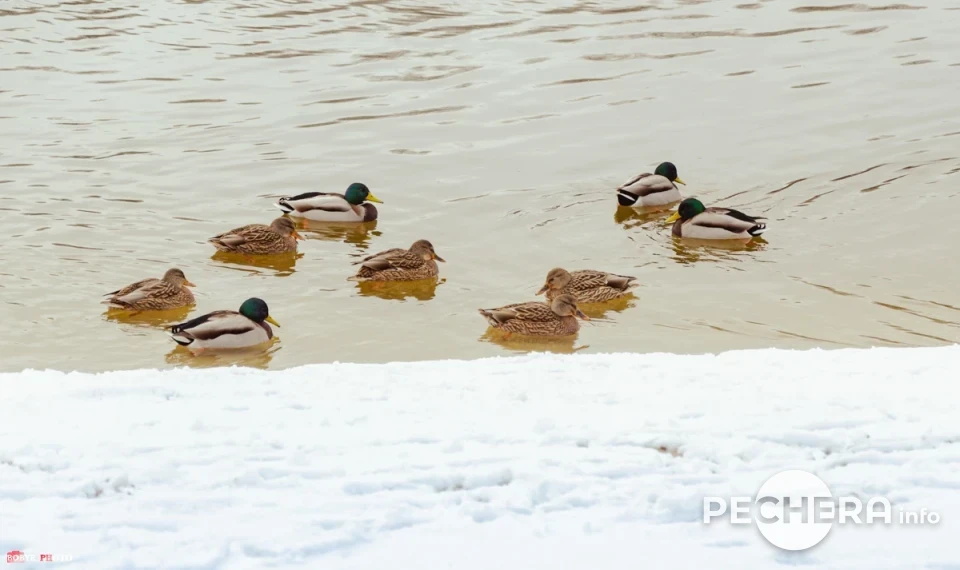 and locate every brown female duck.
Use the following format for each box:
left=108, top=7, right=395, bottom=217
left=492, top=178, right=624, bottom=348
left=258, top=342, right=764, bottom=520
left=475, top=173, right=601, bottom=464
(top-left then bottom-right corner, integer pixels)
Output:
left=103, top=268, right=196, bottom=311
left=209, top=217, right=303, bottom=254
left=350, top=239, right=444, bottom=281
left=479, top=294, right=589, bottom=337
left=536, top=267, right=637, bottom=304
